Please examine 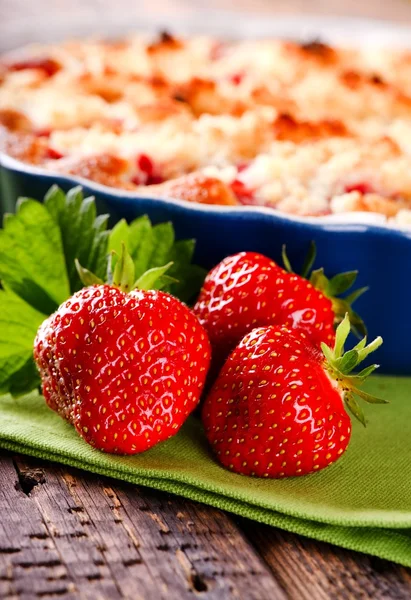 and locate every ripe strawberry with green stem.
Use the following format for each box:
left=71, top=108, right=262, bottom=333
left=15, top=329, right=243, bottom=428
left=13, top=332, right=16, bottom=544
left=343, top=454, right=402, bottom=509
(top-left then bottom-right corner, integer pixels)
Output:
left=34, top=247, right=211, bottom=454
left=193, top=243, right=367, bottom=372
left=202, top=315, right=386, bottom=478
